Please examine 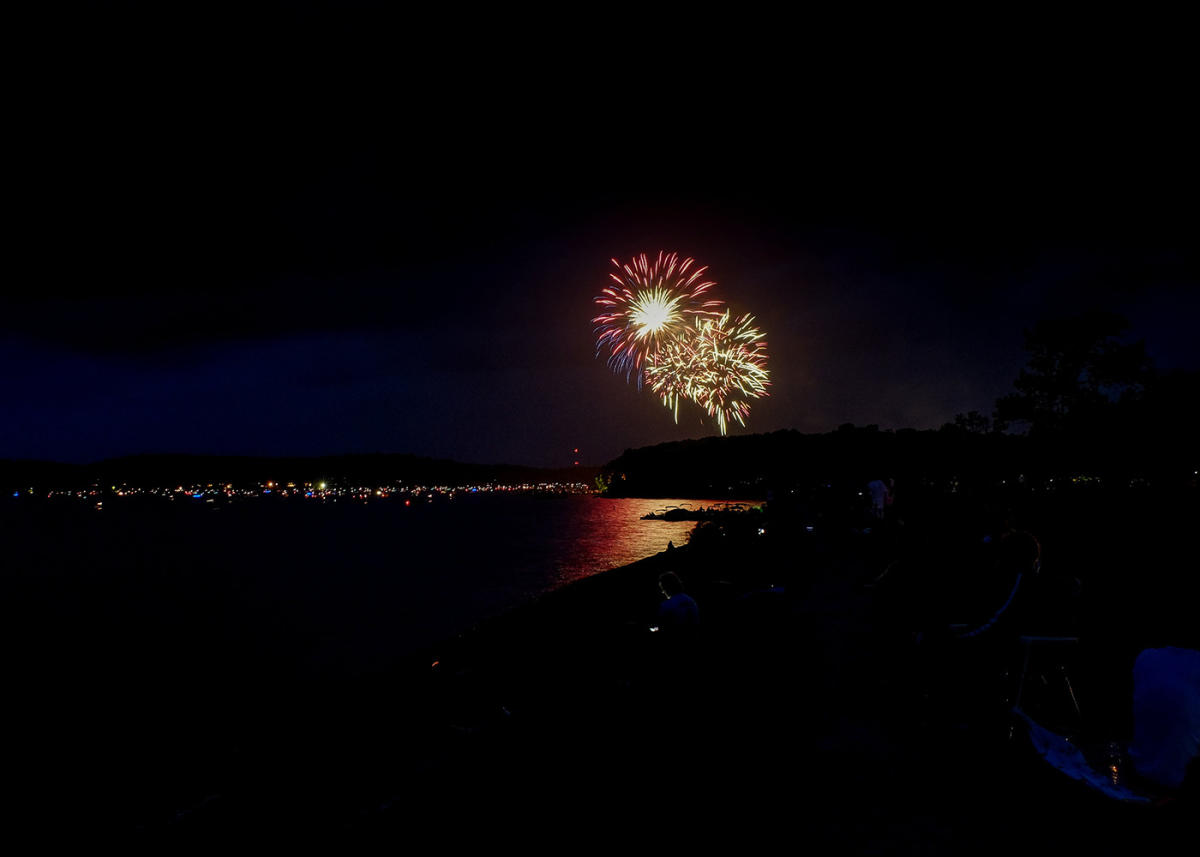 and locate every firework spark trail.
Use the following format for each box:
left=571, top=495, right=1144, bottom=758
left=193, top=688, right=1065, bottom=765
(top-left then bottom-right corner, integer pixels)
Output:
left=683, top=311, right=770, bottom=435
left=592, top=251, right=722, bottom=382
left=645, top=333, right=699, bottom=424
